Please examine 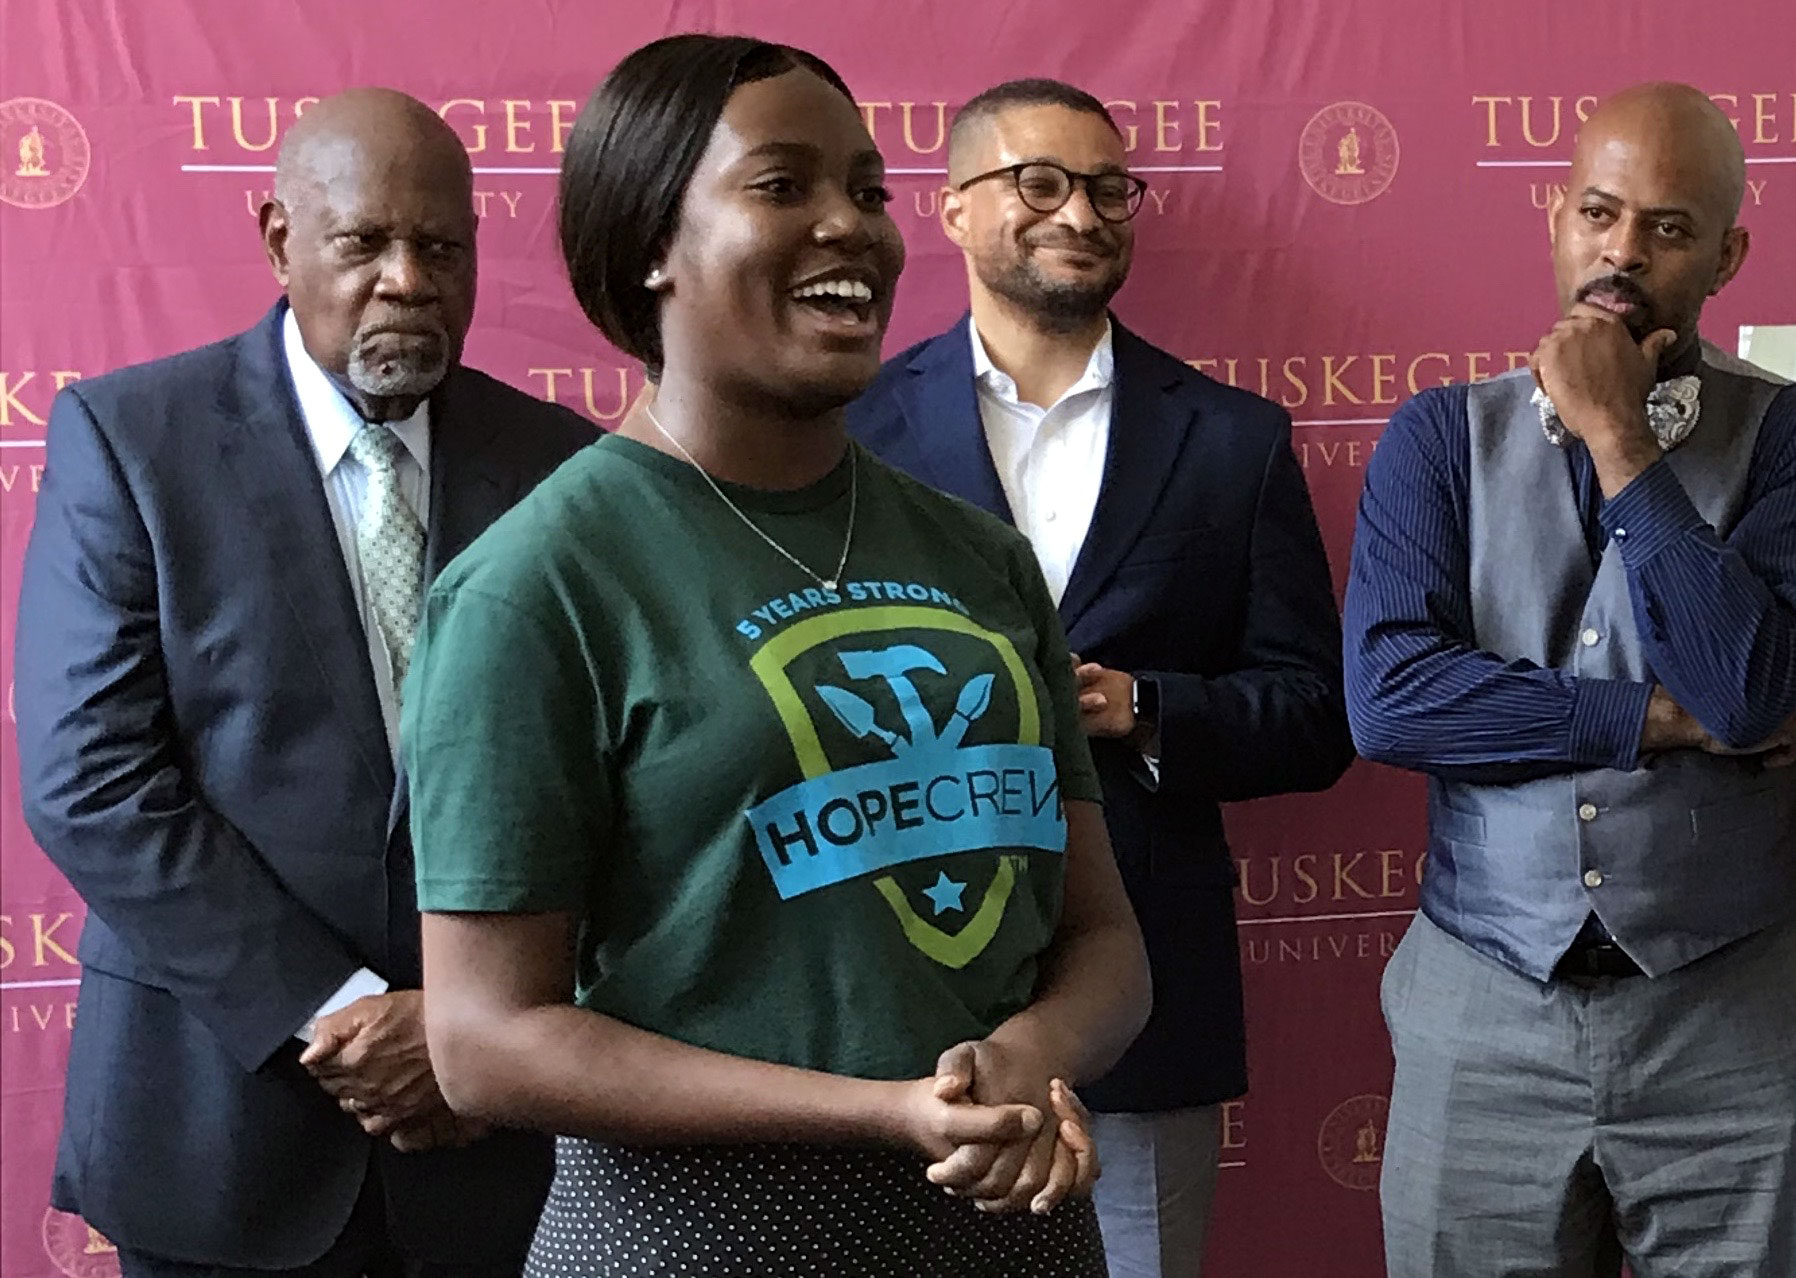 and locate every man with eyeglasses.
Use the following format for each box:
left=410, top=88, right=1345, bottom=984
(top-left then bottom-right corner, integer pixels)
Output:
left=850, top=78, right=1353, bottom=1277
